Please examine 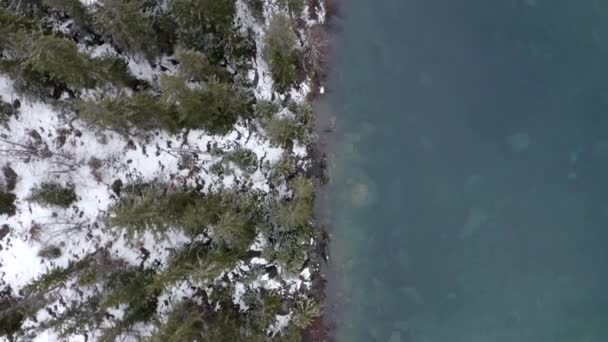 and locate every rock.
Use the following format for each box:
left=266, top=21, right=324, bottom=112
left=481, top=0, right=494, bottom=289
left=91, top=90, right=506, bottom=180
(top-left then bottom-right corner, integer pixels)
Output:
left=278, top=300, right=290, bottom=315
left=392, top=320, right=409, bottom=330
left=465, top=174, right=482, bottom=188
left=418, top=135, right=434, bottom=152
left=508, top=132, right=530, bottom=152
left=368, top=327, right=380, bottom=340
left=351, top=182, right=369, bottom=207
left=2, top=164, right=17, bottom=191
left=349, top=177, right=377, bottom=208
left=460, top=205, right=490, bottom=239
left=419, top=71, right=433, bottom=88
left=29, top=129, right=42, bottom=144
left=111, top=179, right=123, bottom=196
left=592, top=141, right=608, bottom=159
left=265, top=265, right=278, bottom=279
left=396, top=247, right=411, bottom=271
left=0, top=224, right=9, bottom=240
left=400, top=287, right=424, bottom=305
left=387, top=331, right=402, bottom=342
